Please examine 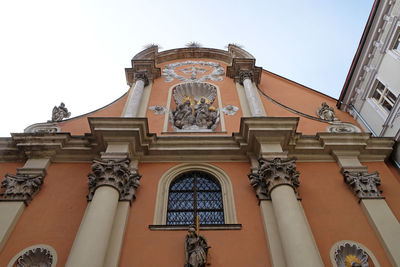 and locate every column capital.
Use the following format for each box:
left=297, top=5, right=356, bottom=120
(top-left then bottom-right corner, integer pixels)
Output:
left=134, top=72, right=149, bottom=86
left=125, top=58, right=161, bottom=86
left=87, top=158, right=141, bottom=204
left=226, top=58, right=262, bottom=84
left=0, top=173, right=44, bottom=205
left=239, top=70, right=254, bottom=85
left=343, top=170, right=384, bottom=201
left=249, top=157, right=300, bottom=198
